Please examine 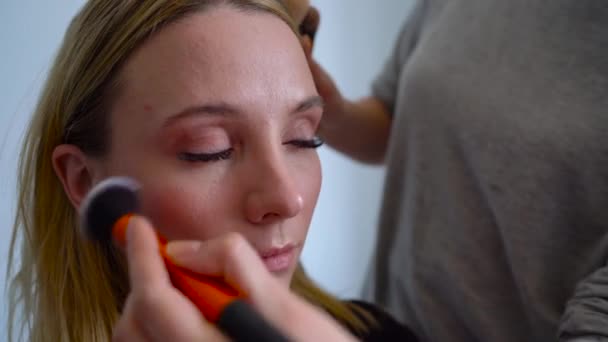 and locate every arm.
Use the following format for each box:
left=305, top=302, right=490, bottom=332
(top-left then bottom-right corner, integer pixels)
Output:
left=558, top=263, right=608, bottom=342
left=316, top=93, right=392, bottom=165
left=297, top=8, right=391, bottom=165
left=297, top=1, right=427, bottom=165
